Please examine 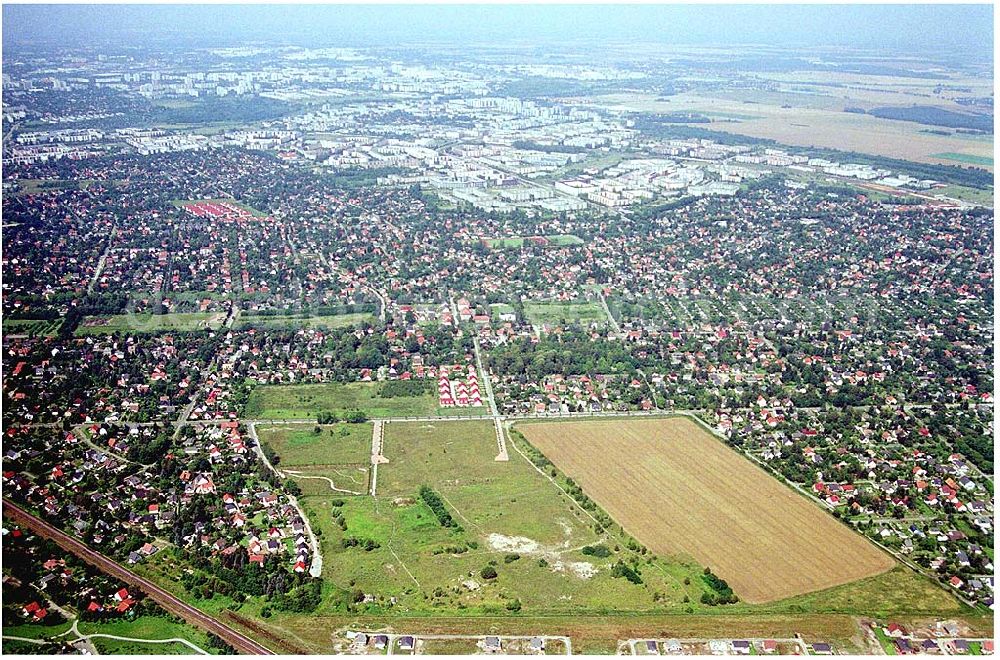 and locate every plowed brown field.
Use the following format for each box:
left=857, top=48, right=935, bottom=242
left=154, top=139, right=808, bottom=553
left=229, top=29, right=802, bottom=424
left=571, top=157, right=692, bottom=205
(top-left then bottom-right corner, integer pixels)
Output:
left=519, top=417, right=895, bottom=604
